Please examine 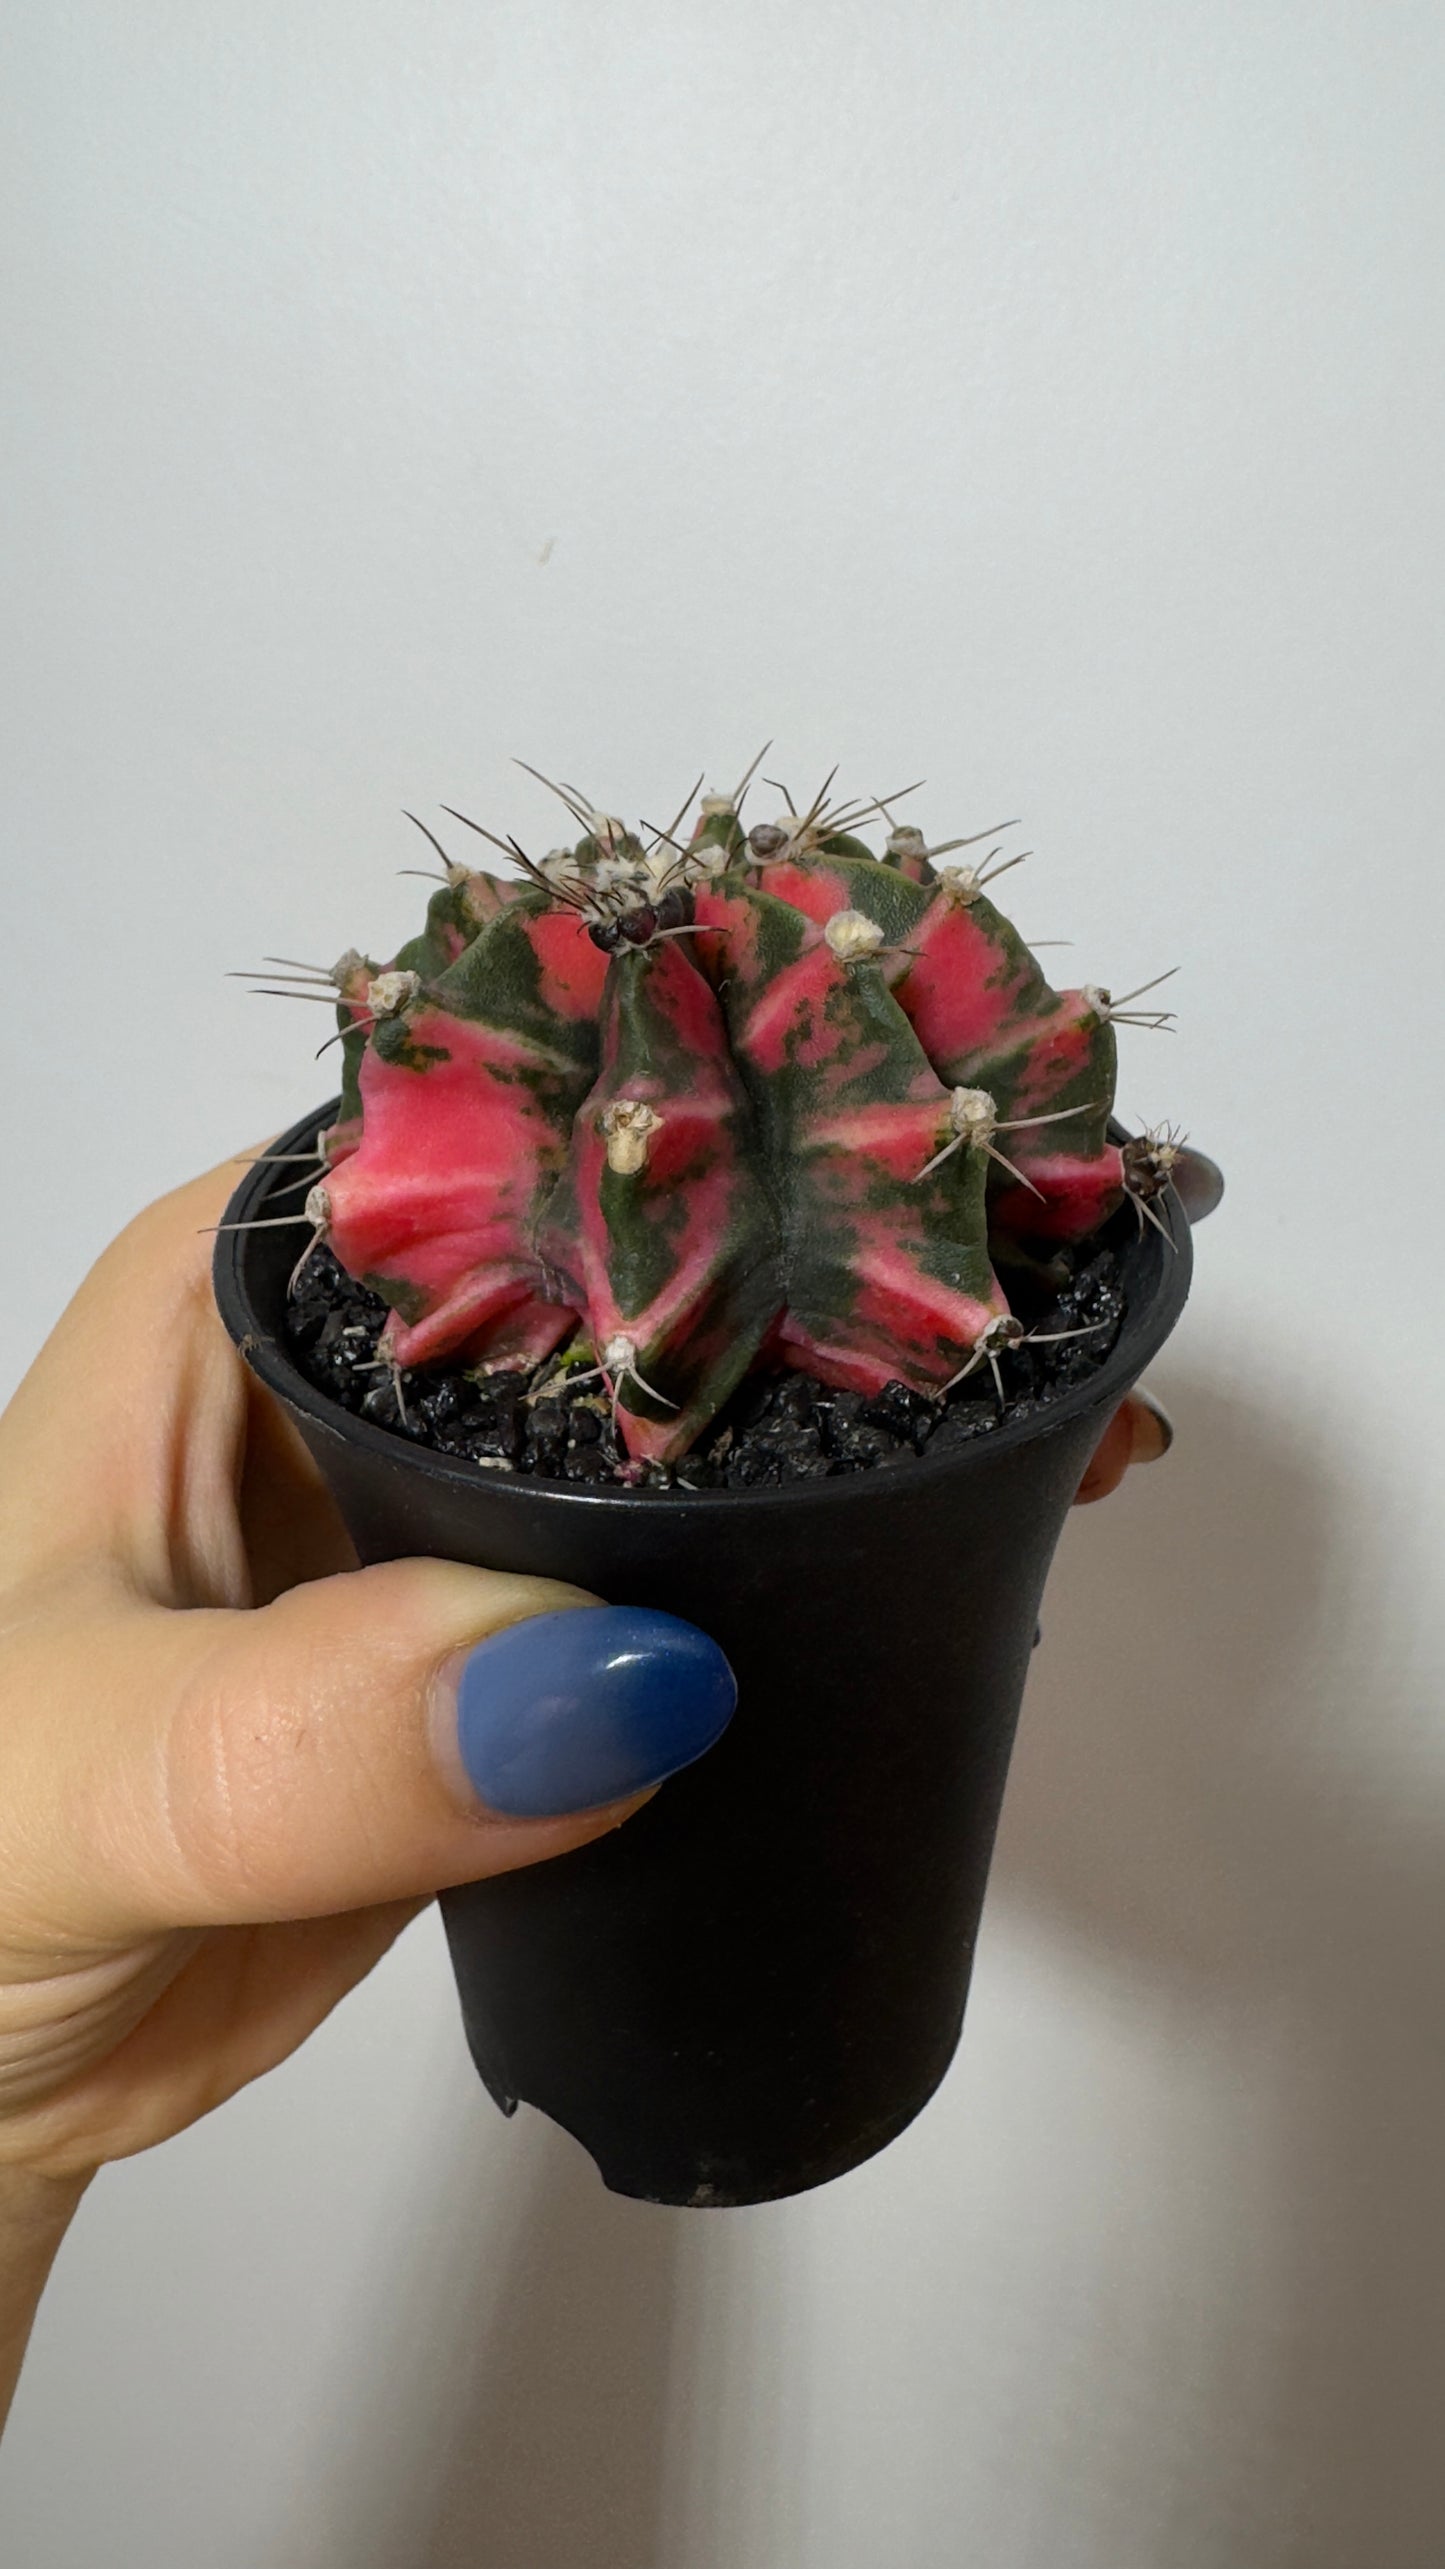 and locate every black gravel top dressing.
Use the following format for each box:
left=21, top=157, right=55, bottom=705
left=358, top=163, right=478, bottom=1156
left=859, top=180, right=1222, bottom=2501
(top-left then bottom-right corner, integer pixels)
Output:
left=284, top=1238, right=1128, bottom=1495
